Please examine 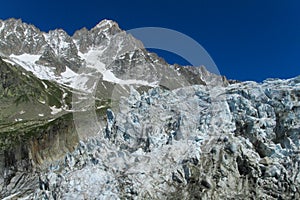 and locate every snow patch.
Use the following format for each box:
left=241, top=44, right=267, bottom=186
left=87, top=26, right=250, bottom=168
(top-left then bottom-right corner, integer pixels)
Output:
left=50, top=106, right=62, bottom=115
left=0, top=21, right=4, bottom=32
left=11, top=54, right=40, bottom=63
left=48, top=118, right=56, bottom=122
left=8, top=48, right=158, bottom=94
left=63, top=93, right=68, bottom=99
left=79, top=49, right=158, bottom=87
left=39, top=100, right=46, bottom=104
left=61, top=66, right=78, bottom=79
left=96, top=105, right=107, bottom=109
left=79, top=49, right=106, bottom=73
left=19, top=110, right=25, bottom=115
left=69, top=75, right=91, bottom=92
left=42, top=81, right=48, bottom=89
left=10, top=54, right=57, bottom=81
left=103, top=70, right=158, bottom=86
left=101, top=82, right=107, bottom=89
left=9, top=53, right=88, bottom=91
left=2, top=58, right=15, bottom=65
left=94, top=19, right=114, bottom=30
